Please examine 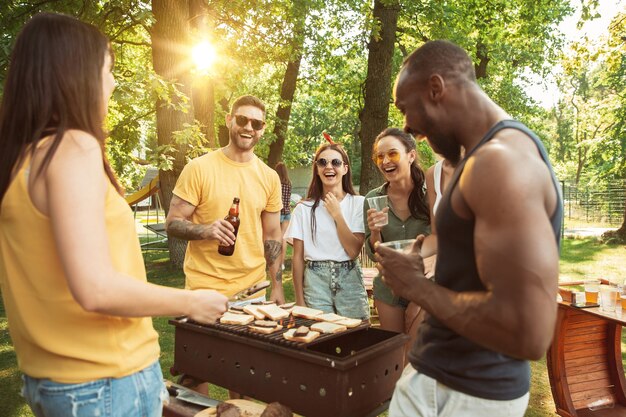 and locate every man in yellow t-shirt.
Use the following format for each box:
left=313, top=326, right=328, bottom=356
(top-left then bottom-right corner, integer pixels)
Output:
left=166, top=95, right=285, bottom=305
